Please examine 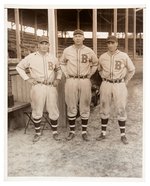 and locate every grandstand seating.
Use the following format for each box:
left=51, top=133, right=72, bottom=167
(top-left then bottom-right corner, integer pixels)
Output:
left=8, top=29, right=143, bottom=59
